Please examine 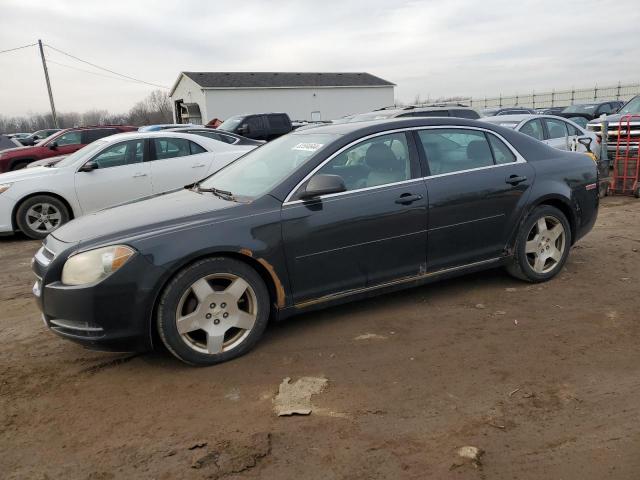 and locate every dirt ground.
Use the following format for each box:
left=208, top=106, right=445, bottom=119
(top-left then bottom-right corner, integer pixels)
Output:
left=1, top=197, right=639, bottom=479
